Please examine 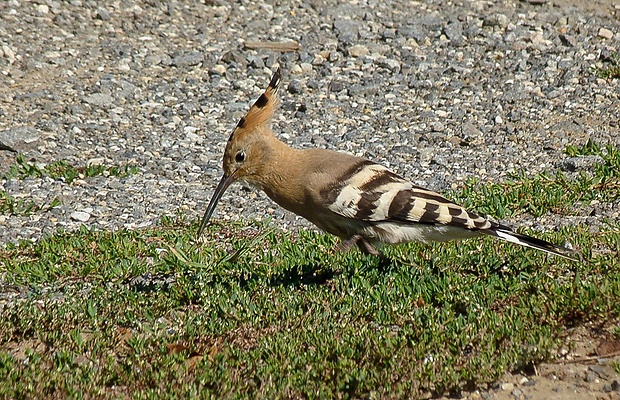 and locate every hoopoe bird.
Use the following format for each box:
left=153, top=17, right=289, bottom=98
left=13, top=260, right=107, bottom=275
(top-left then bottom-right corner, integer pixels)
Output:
left=198, top=68, right=576, bottom=261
